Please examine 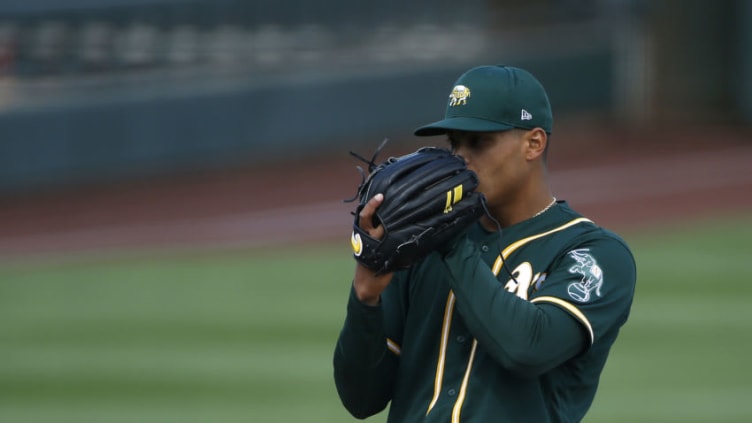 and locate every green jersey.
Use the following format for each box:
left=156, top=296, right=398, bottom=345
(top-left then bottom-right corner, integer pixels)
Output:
left=334, top=201, right=636, bottom=423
